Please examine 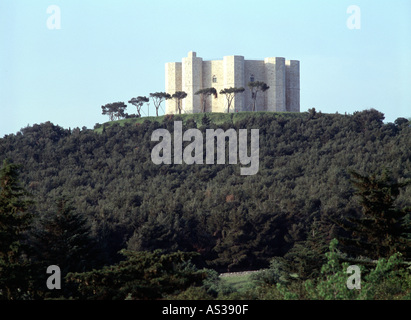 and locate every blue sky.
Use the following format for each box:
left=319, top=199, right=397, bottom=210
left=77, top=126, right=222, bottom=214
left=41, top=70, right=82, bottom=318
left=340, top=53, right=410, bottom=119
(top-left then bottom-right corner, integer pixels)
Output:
left=1, top=0, right=410, bottom=137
